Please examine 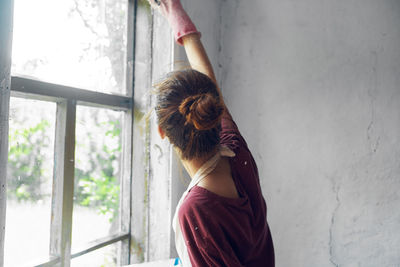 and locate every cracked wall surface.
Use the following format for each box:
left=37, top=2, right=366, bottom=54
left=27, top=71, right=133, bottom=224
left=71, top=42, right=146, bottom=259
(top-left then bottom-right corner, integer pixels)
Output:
left=217, top=0, right=400, bottom=266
